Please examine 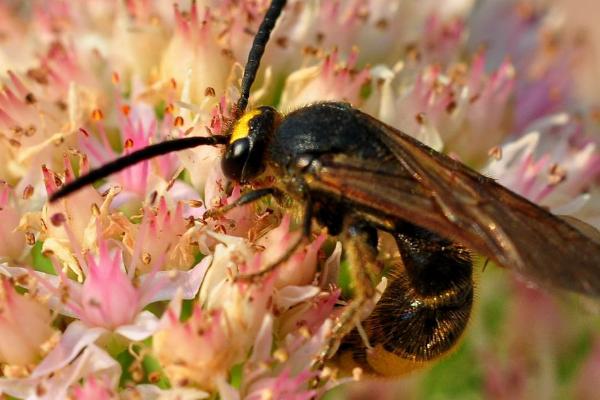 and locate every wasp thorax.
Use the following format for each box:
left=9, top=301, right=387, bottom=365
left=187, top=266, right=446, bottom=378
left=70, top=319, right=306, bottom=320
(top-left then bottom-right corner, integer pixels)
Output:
left=222, top=106, right=281, bottom=183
